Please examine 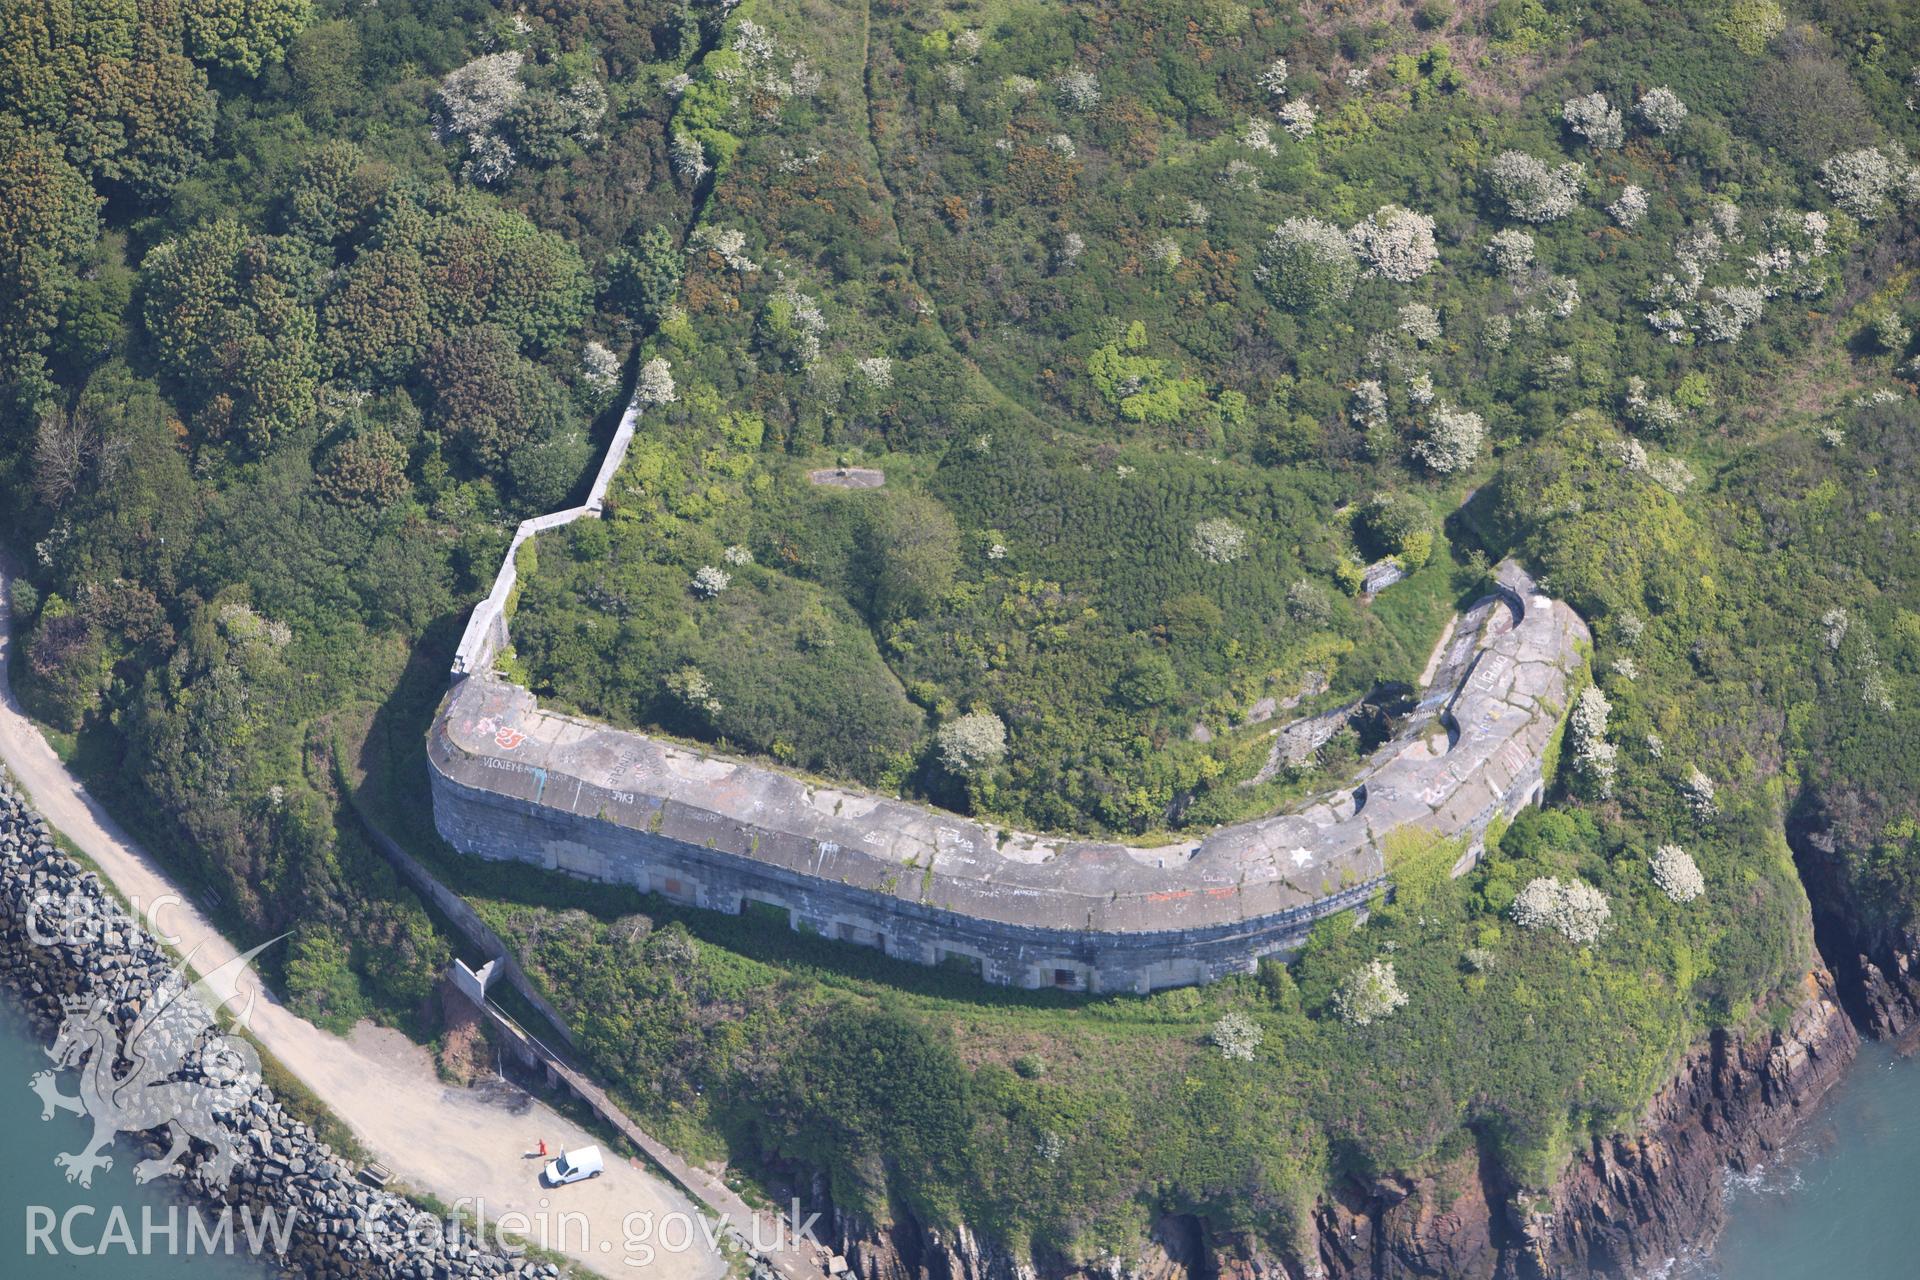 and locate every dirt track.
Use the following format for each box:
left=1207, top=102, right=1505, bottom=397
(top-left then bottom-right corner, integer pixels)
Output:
left=0, top=552, right=724, bottom=1280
